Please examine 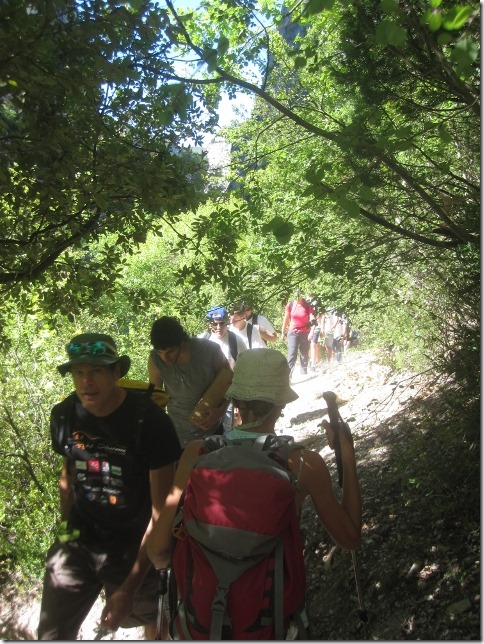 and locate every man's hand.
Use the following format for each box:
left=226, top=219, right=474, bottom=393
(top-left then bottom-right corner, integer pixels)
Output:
left=100, top=587, right=134, bottom=632
left=193, top=405, right=225, bottom=430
